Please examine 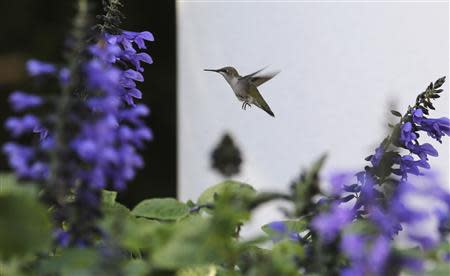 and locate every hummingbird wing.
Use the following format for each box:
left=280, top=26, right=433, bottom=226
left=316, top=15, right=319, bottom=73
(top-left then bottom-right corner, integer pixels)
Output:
left=249, top=71, right=280, bottom=87
left=240, top=66, right=268, bottom=79
left=248, top=85, right=275, bottom=117
left=240, top=66, right=279, bottom=87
